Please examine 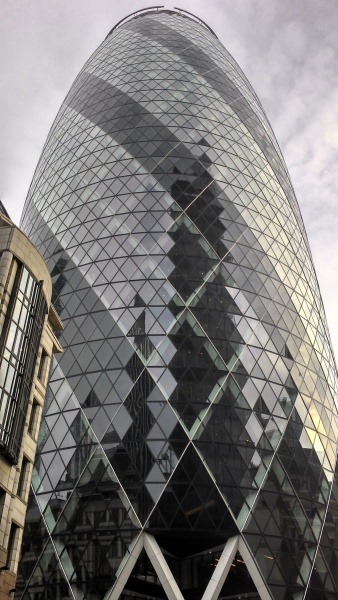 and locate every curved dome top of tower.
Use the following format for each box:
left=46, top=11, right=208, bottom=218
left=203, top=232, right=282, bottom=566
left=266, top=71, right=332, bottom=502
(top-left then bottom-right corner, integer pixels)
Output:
left=106, top=7, right=219, bottom=40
